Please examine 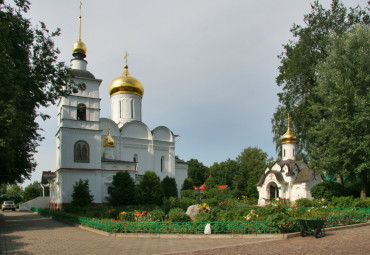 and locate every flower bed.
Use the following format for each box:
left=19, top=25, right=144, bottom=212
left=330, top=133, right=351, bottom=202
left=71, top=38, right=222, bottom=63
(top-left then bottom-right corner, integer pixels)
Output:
left=31, top=207, right=369, bottom=234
